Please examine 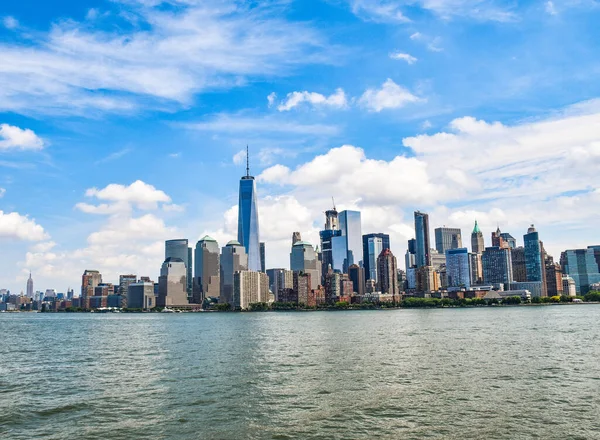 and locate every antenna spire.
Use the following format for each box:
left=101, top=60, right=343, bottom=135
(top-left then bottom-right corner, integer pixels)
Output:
left=246, top=145, right=250, bottom=177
